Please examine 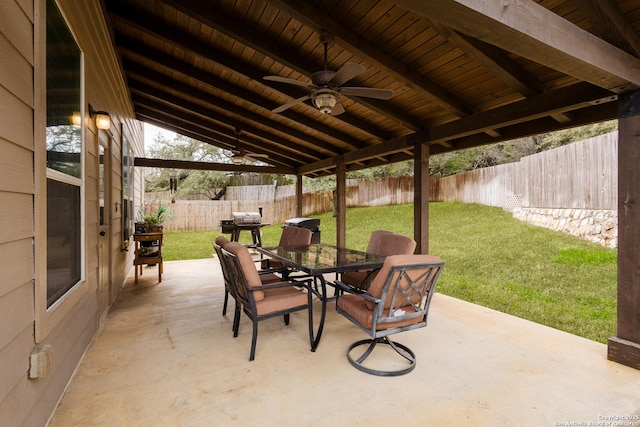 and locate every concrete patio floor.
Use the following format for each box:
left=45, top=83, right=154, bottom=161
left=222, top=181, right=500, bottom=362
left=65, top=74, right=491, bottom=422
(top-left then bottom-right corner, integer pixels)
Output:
left=48, top=258, right=640, bottom=427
